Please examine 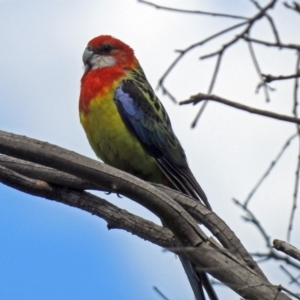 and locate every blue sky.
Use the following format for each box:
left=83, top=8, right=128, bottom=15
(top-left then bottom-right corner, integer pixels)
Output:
left=0, top=0, right=299, bottom=299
